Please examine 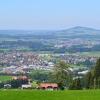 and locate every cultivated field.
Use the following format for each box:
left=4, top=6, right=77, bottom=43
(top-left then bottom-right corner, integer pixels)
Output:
left=0, top=90, right=100, bottom=100
left=78, top=52, right=100, bottom=57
